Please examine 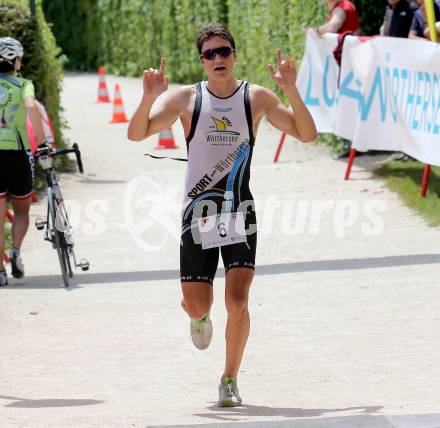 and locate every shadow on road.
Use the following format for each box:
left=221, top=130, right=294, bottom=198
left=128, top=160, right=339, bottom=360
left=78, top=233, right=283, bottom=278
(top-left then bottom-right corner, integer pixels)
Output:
left=151, top=410, right=440, bottom=427
left=196, top=404, right=382, bottom=422
left=3, top=253, right=439, bottom=289
left=0, top=394, right=104, bottom=408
